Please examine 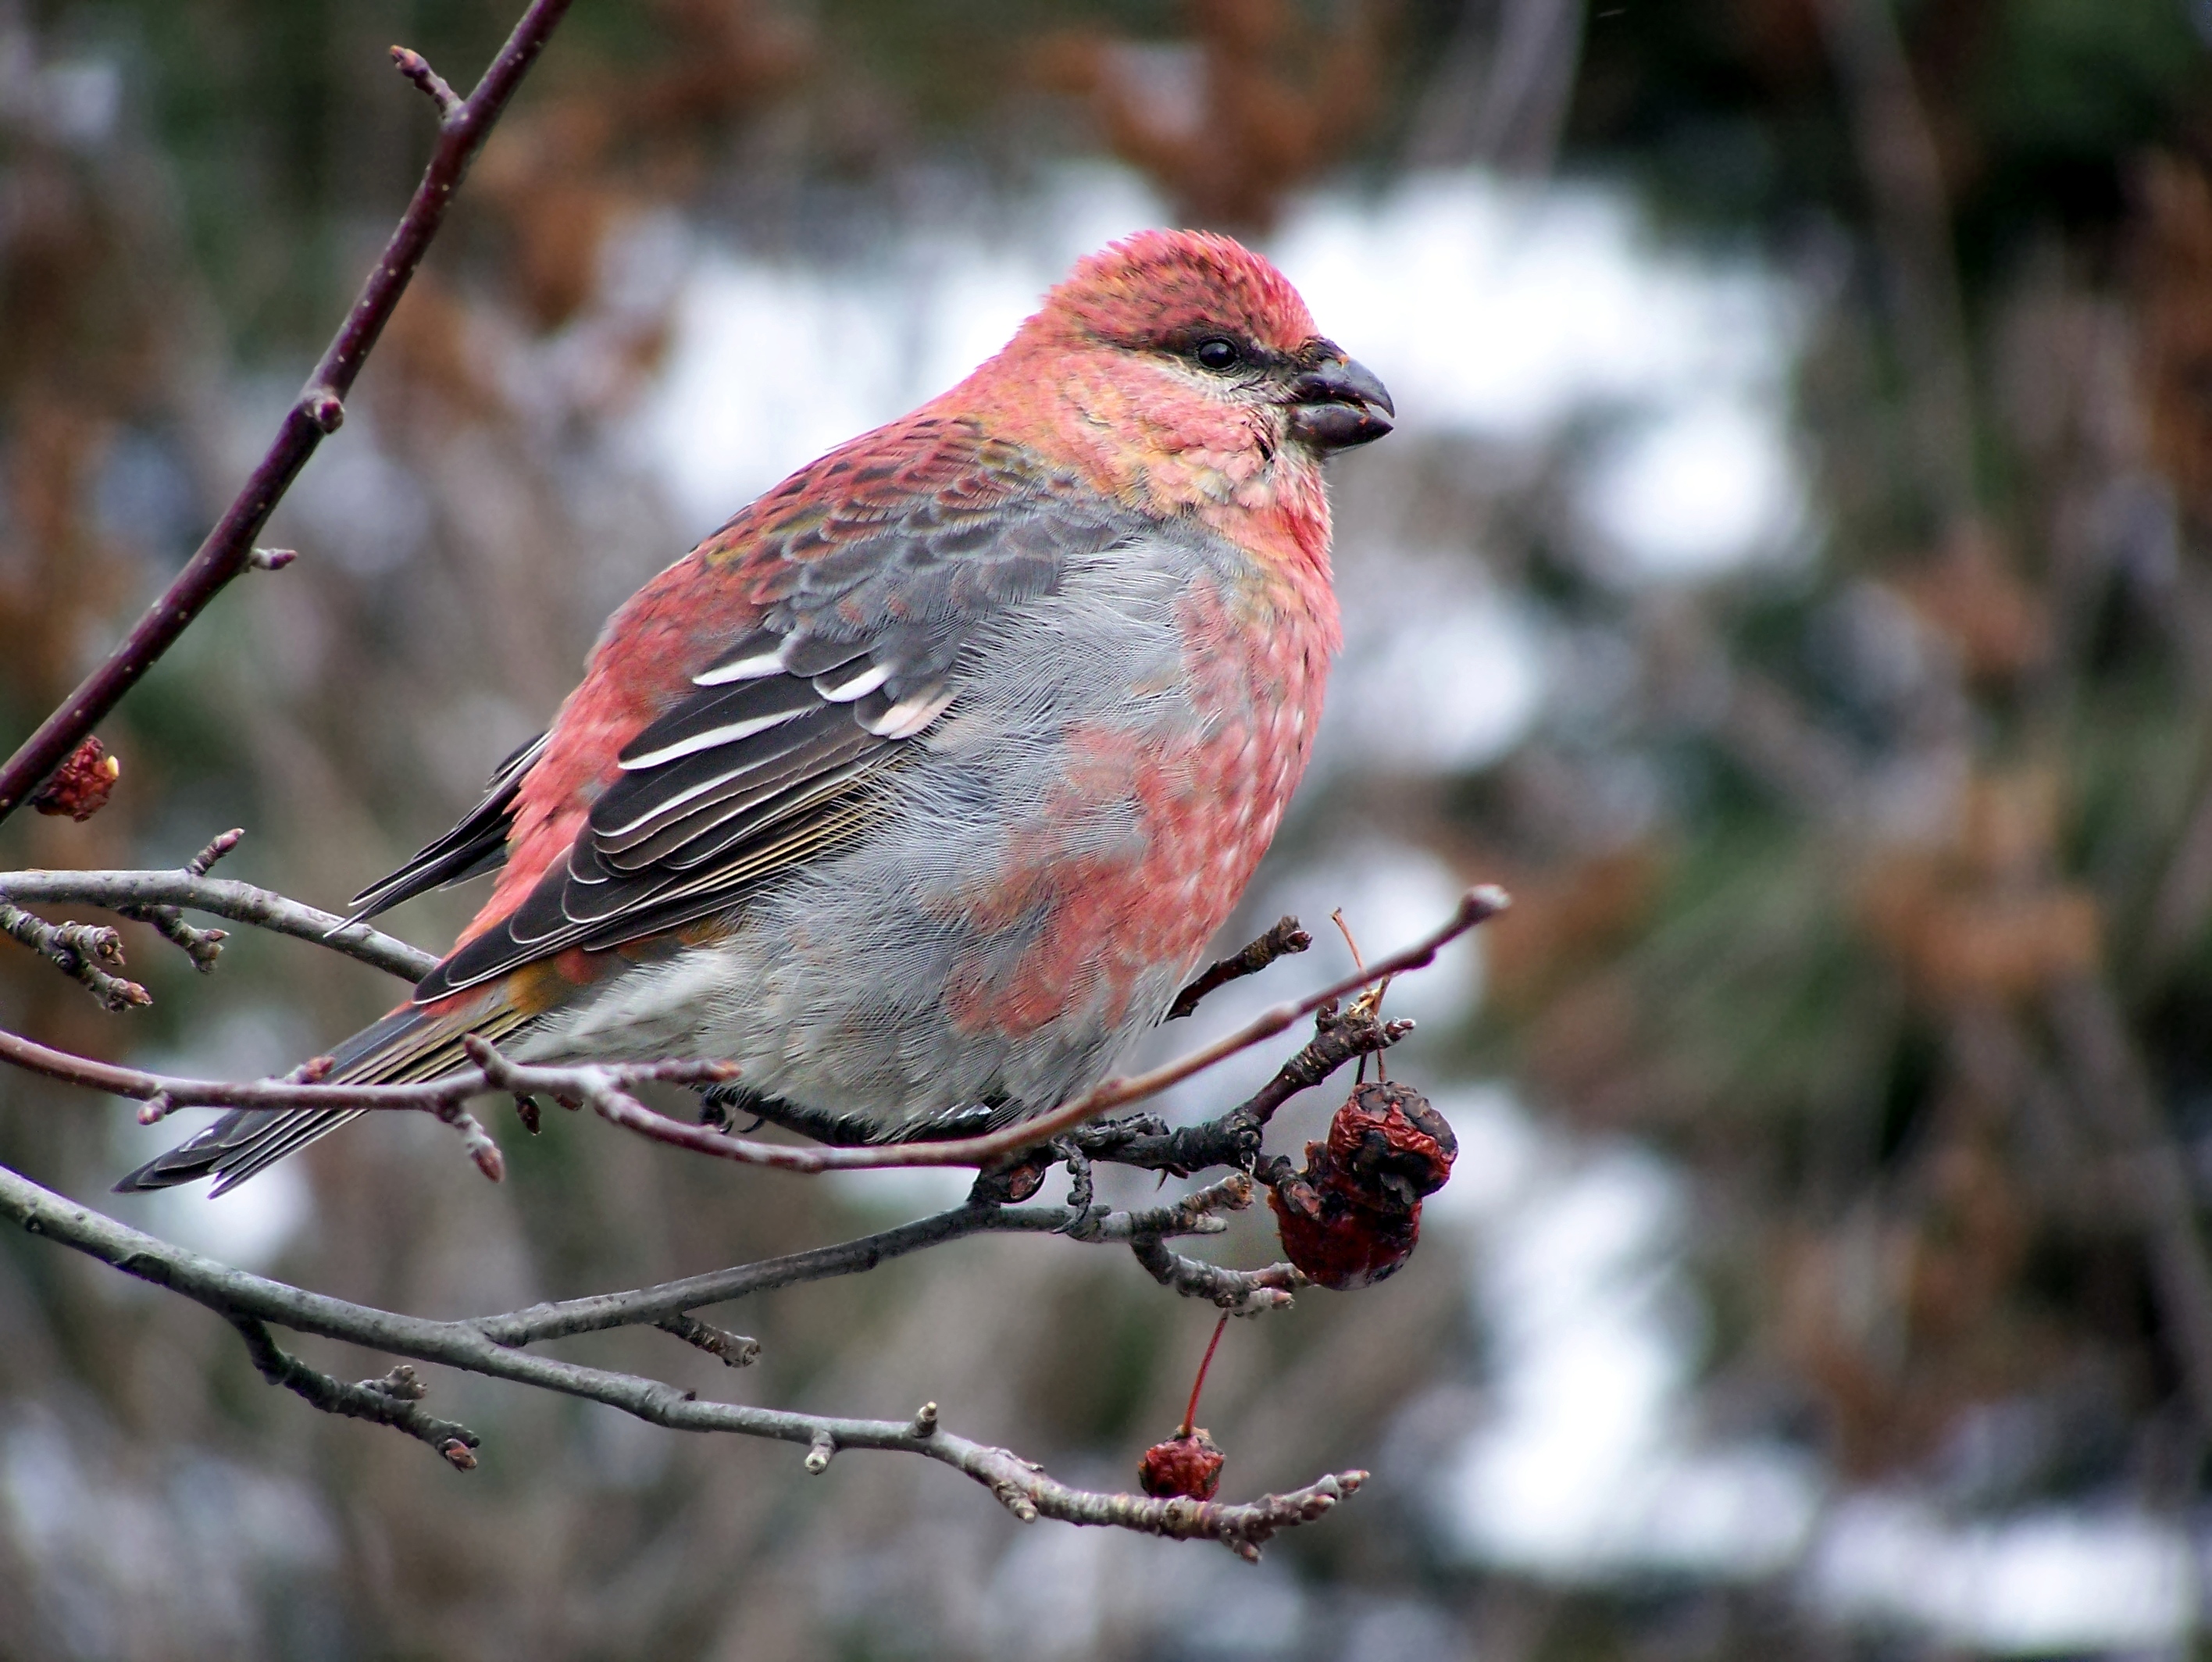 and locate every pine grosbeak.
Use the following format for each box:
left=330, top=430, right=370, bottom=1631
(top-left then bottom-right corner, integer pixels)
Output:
left=121, top=229, right=1393, bottom=1193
